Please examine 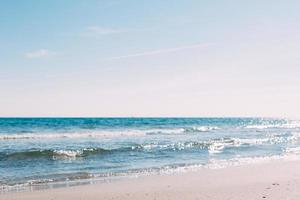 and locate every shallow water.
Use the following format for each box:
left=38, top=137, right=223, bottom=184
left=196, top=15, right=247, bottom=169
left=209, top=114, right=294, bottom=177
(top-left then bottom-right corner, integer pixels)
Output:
left=1, top=118, right=300, bottom=192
